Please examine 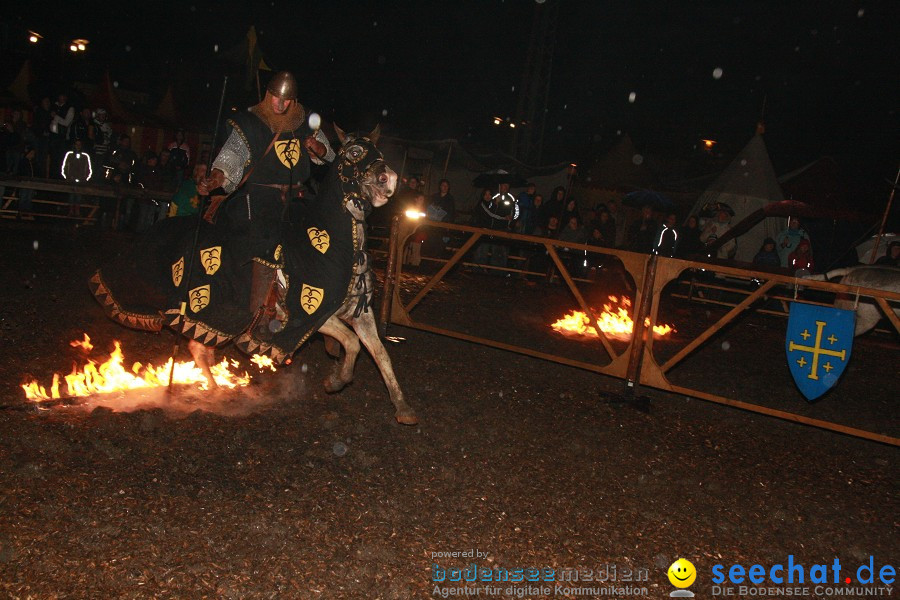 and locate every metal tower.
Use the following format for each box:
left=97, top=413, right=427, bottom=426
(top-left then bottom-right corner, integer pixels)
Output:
left=509, top=0, right=560, bottom=166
